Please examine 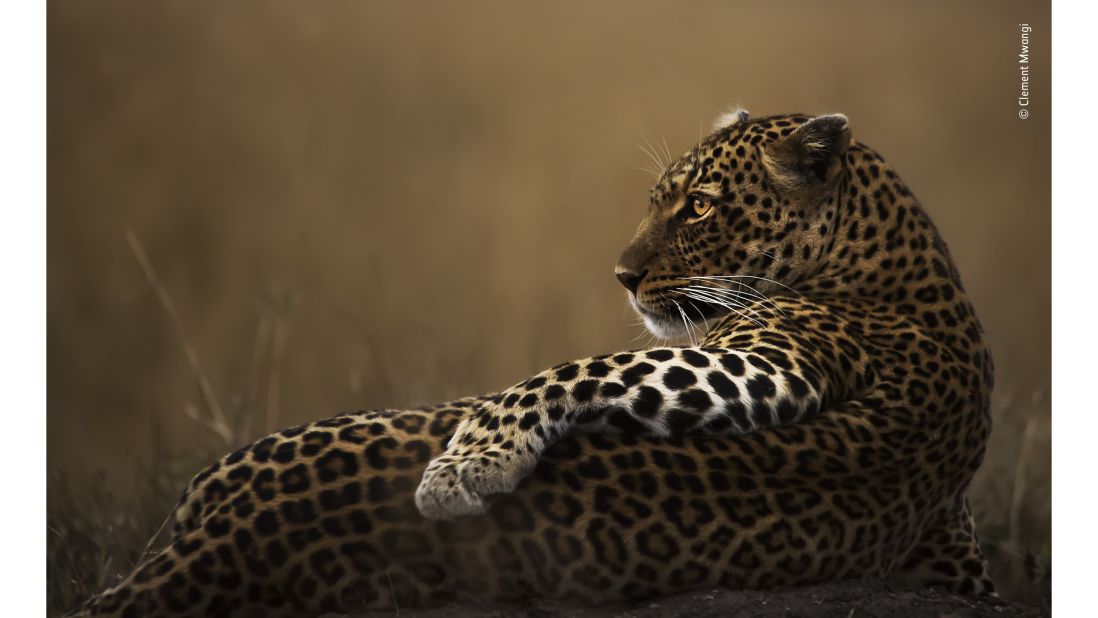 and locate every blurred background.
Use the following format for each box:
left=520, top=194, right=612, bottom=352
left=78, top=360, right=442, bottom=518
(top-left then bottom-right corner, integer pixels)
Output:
left=48, top=0, right=1049, bottom=609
